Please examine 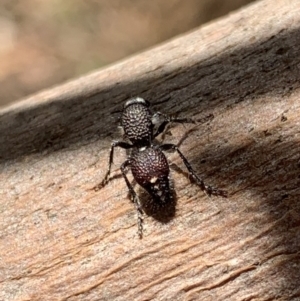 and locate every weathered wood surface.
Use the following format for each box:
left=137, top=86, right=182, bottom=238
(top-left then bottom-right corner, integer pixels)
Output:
left=1, top=0, right=300, bottom=300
